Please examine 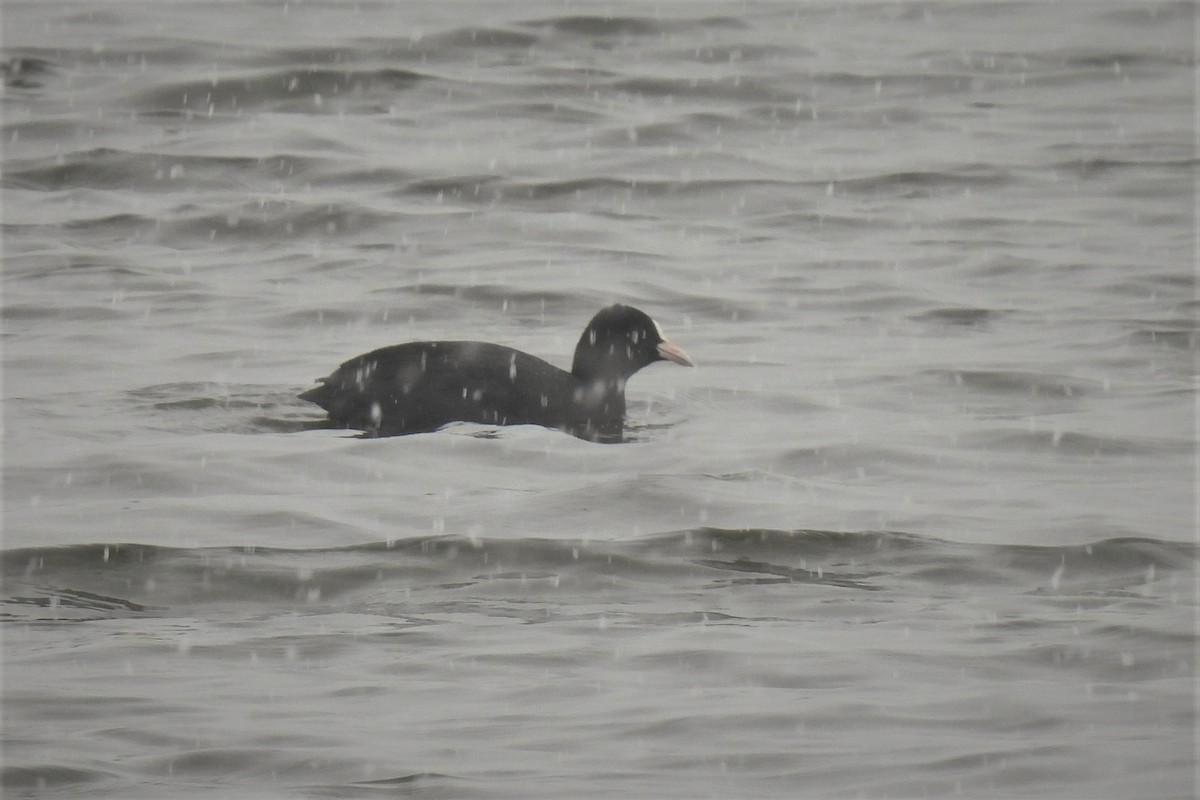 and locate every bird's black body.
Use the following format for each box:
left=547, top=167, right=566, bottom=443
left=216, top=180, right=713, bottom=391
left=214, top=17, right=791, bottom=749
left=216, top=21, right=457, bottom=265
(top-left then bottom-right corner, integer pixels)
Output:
left=299, top=304, right=692, bottom=442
